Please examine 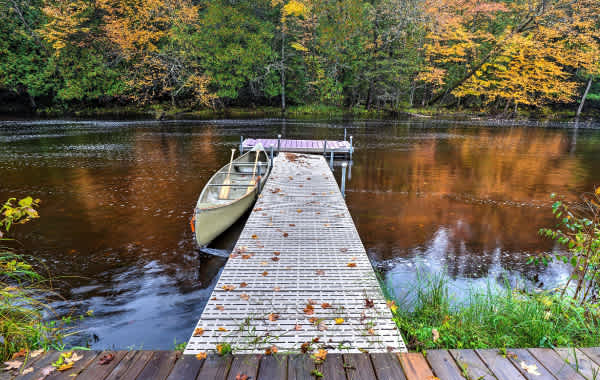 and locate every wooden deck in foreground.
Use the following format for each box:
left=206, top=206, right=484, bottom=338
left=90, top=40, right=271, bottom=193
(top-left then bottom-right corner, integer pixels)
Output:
left=6, top=347, right=600, bottom=379
left=185, top=153, right=404, bottom=354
